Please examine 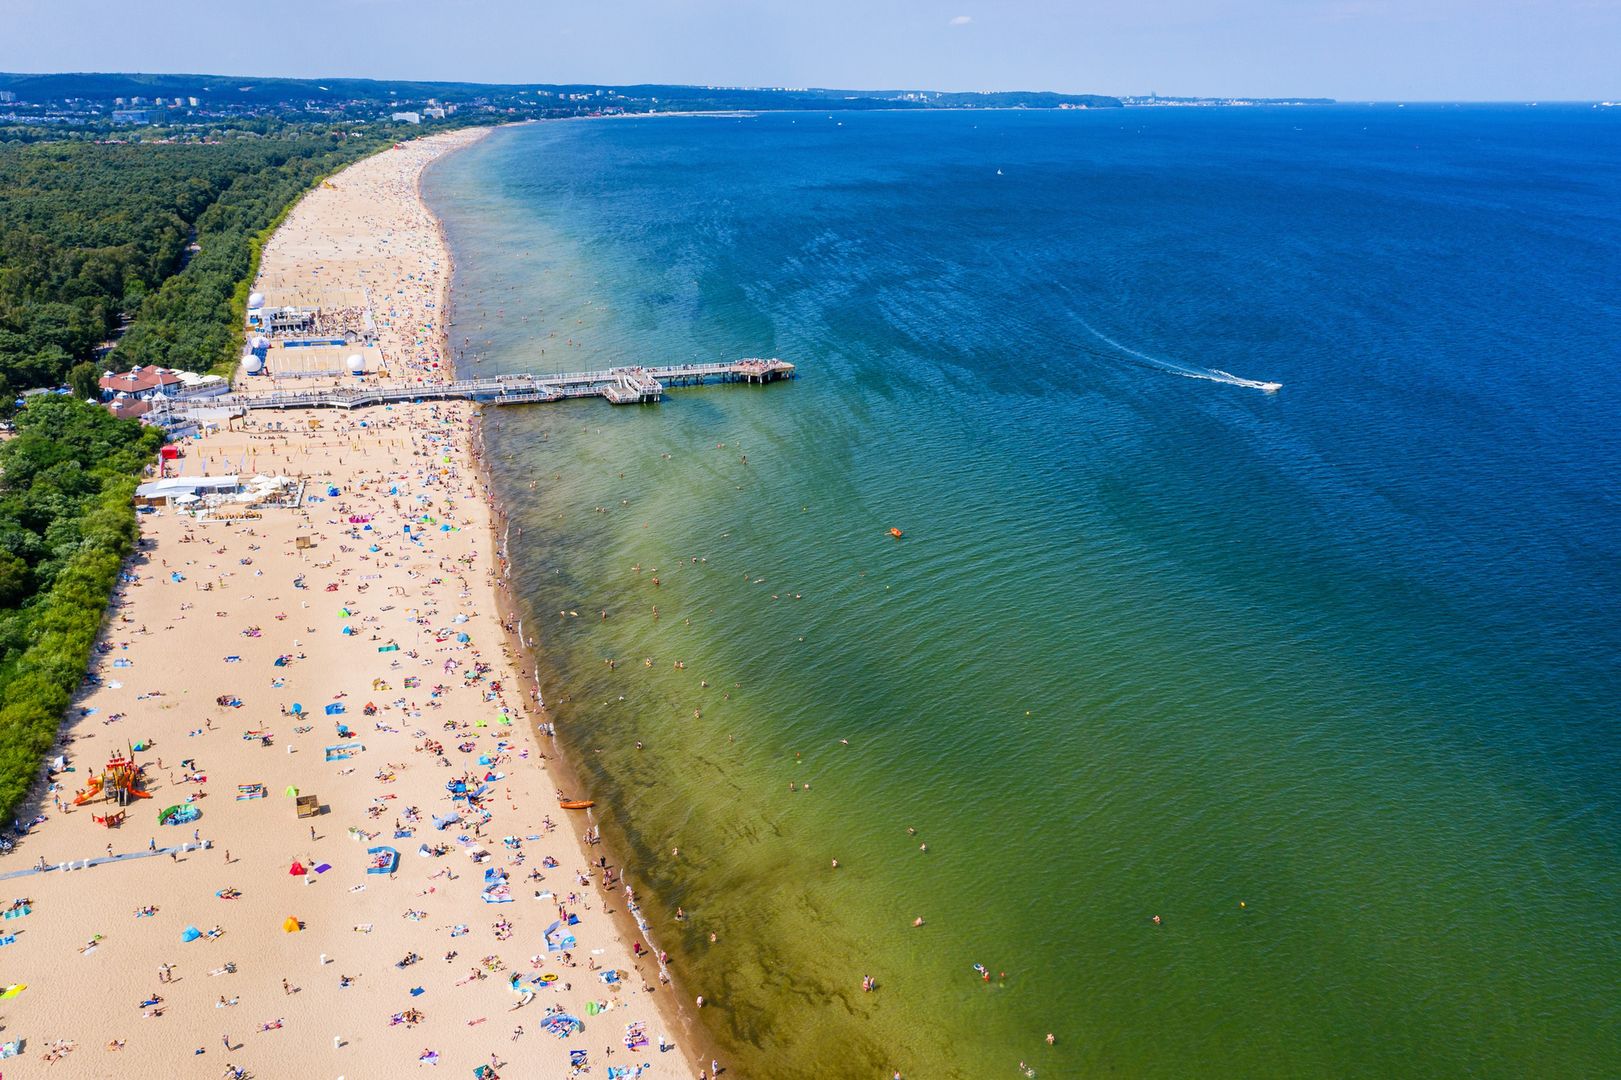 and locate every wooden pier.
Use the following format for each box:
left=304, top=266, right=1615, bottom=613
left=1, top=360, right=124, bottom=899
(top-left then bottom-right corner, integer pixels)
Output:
left=151, top=359, right=794, bottom=422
